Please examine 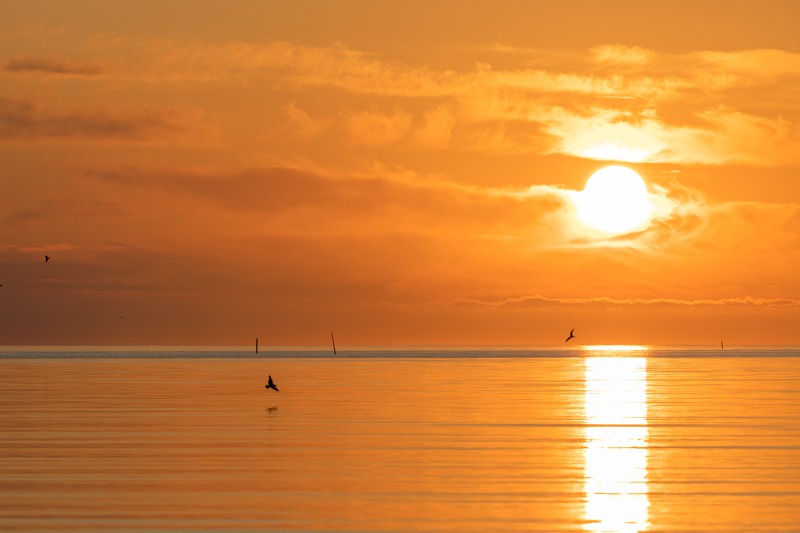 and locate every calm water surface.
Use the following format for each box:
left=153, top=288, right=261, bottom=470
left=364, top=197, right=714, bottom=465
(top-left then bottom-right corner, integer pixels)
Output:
left=1, top=347, right=799, bottom=531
